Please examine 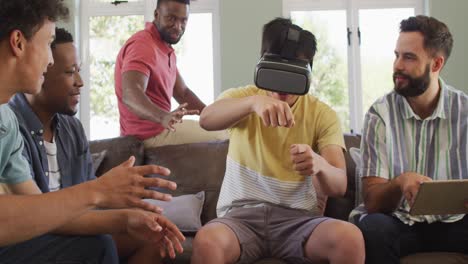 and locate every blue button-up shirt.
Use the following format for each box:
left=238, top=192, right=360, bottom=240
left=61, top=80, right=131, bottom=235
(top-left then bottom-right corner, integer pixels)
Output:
left=8, top=94, right=95, bottom=193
